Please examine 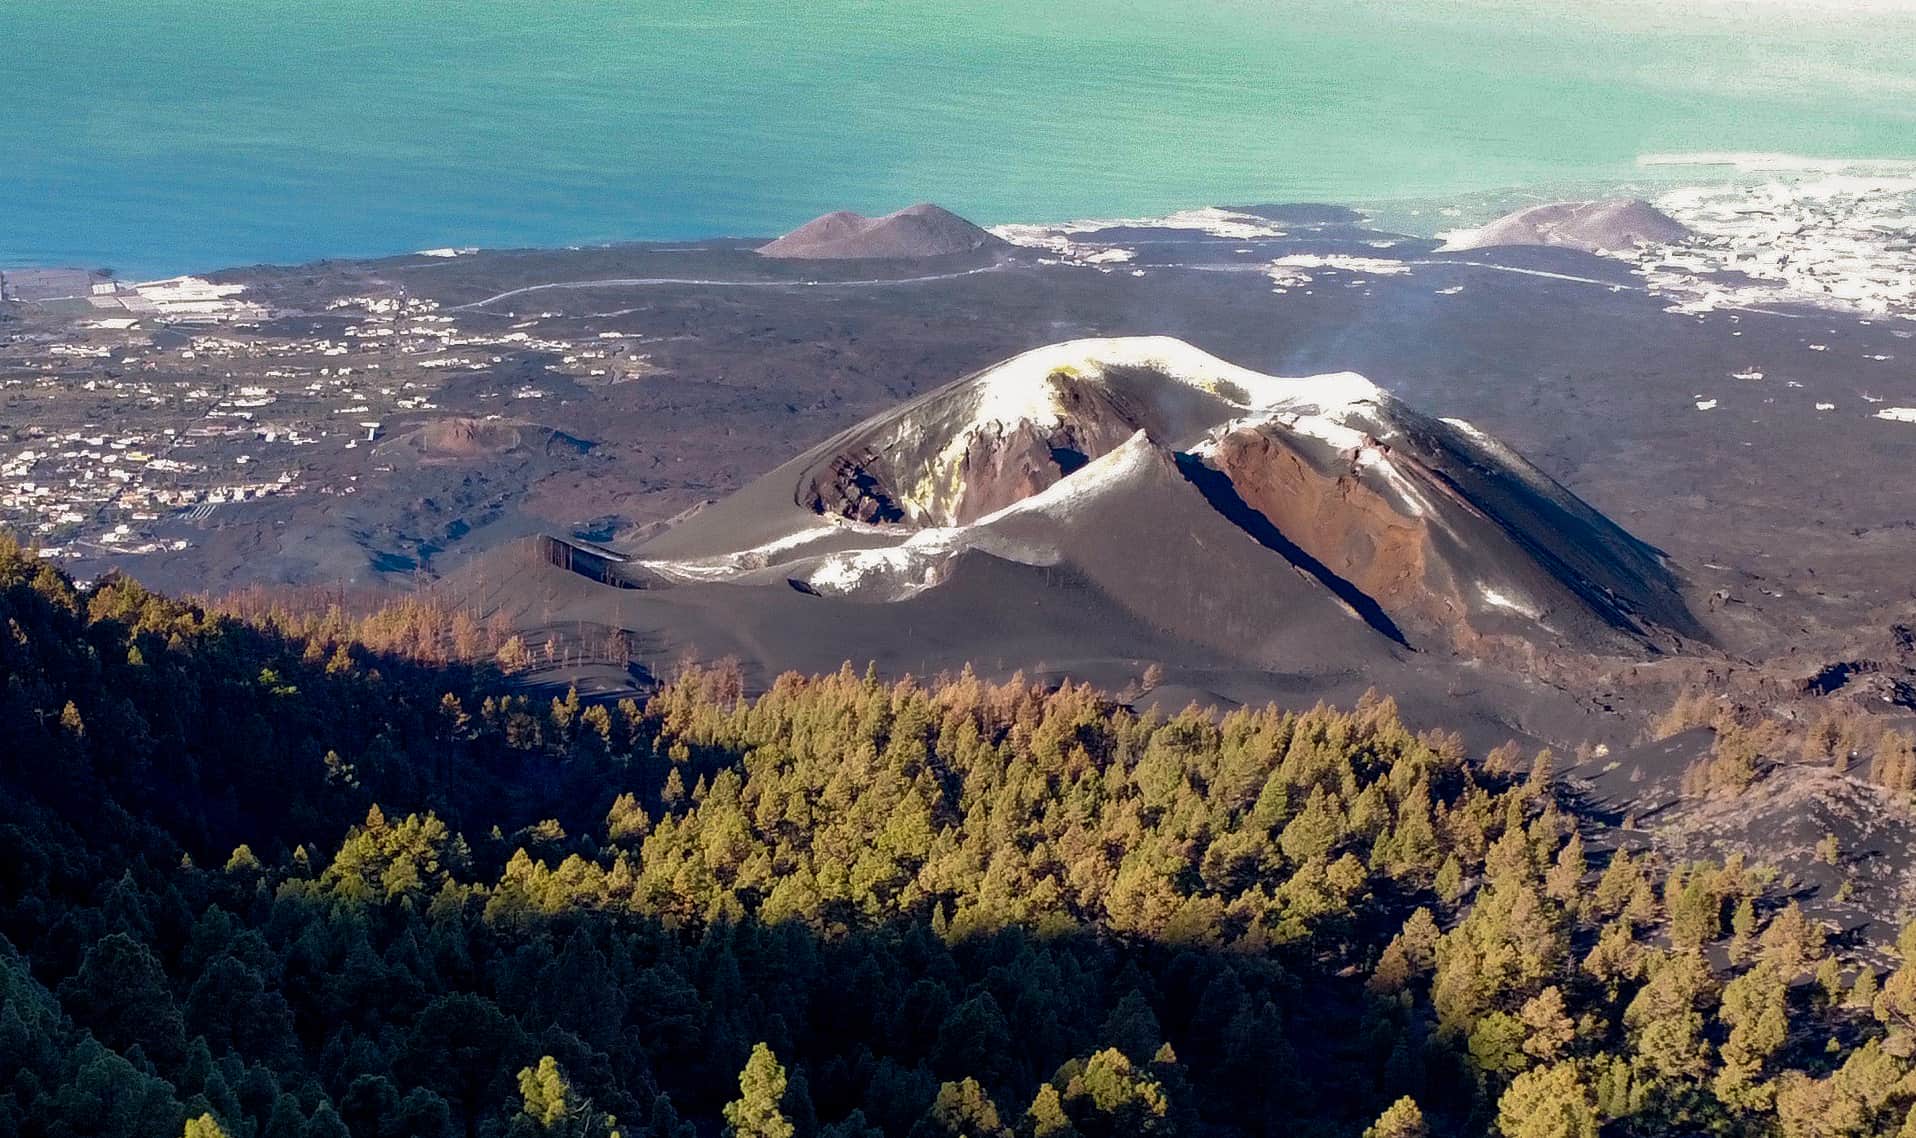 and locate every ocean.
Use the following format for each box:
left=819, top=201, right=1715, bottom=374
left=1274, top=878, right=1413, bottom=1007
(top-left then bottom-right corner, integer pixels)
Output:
left=5, top=0, right=1915, bottom=277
